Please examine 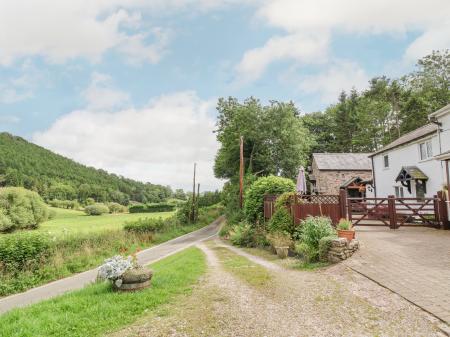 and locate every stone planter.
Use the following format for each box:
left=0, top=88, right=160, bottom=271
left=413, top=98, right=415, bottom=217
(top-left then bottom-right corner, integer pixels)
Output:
left=337, top=229, right=355, bottom=242
left=275, top=246, right=289, bottom=259
left=114, top=268, right=153, bottom=291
